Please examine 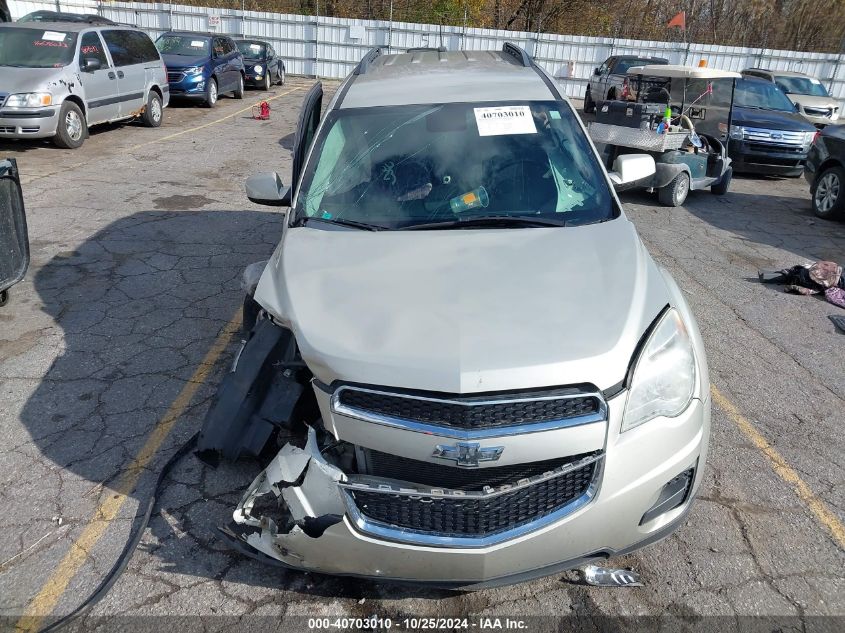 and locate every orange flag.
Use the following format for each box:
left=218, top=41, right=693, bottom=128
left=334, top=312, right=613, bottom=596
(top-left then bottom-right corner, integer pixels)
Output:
left=667, top=11, right=686, bottom=29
